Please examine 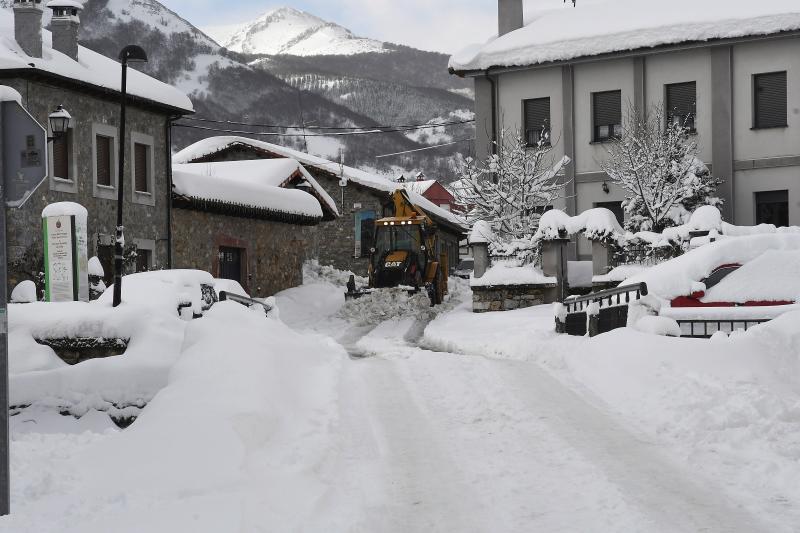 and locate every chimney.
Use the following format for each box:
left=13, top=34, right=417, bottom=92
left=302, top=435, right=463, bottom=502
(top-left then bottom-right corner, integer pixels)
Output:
left=498, top=0, right=523, bottom=37
left=47, top=0, right=82, bottom=61
left=13, top=0, right=44, bottom=59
